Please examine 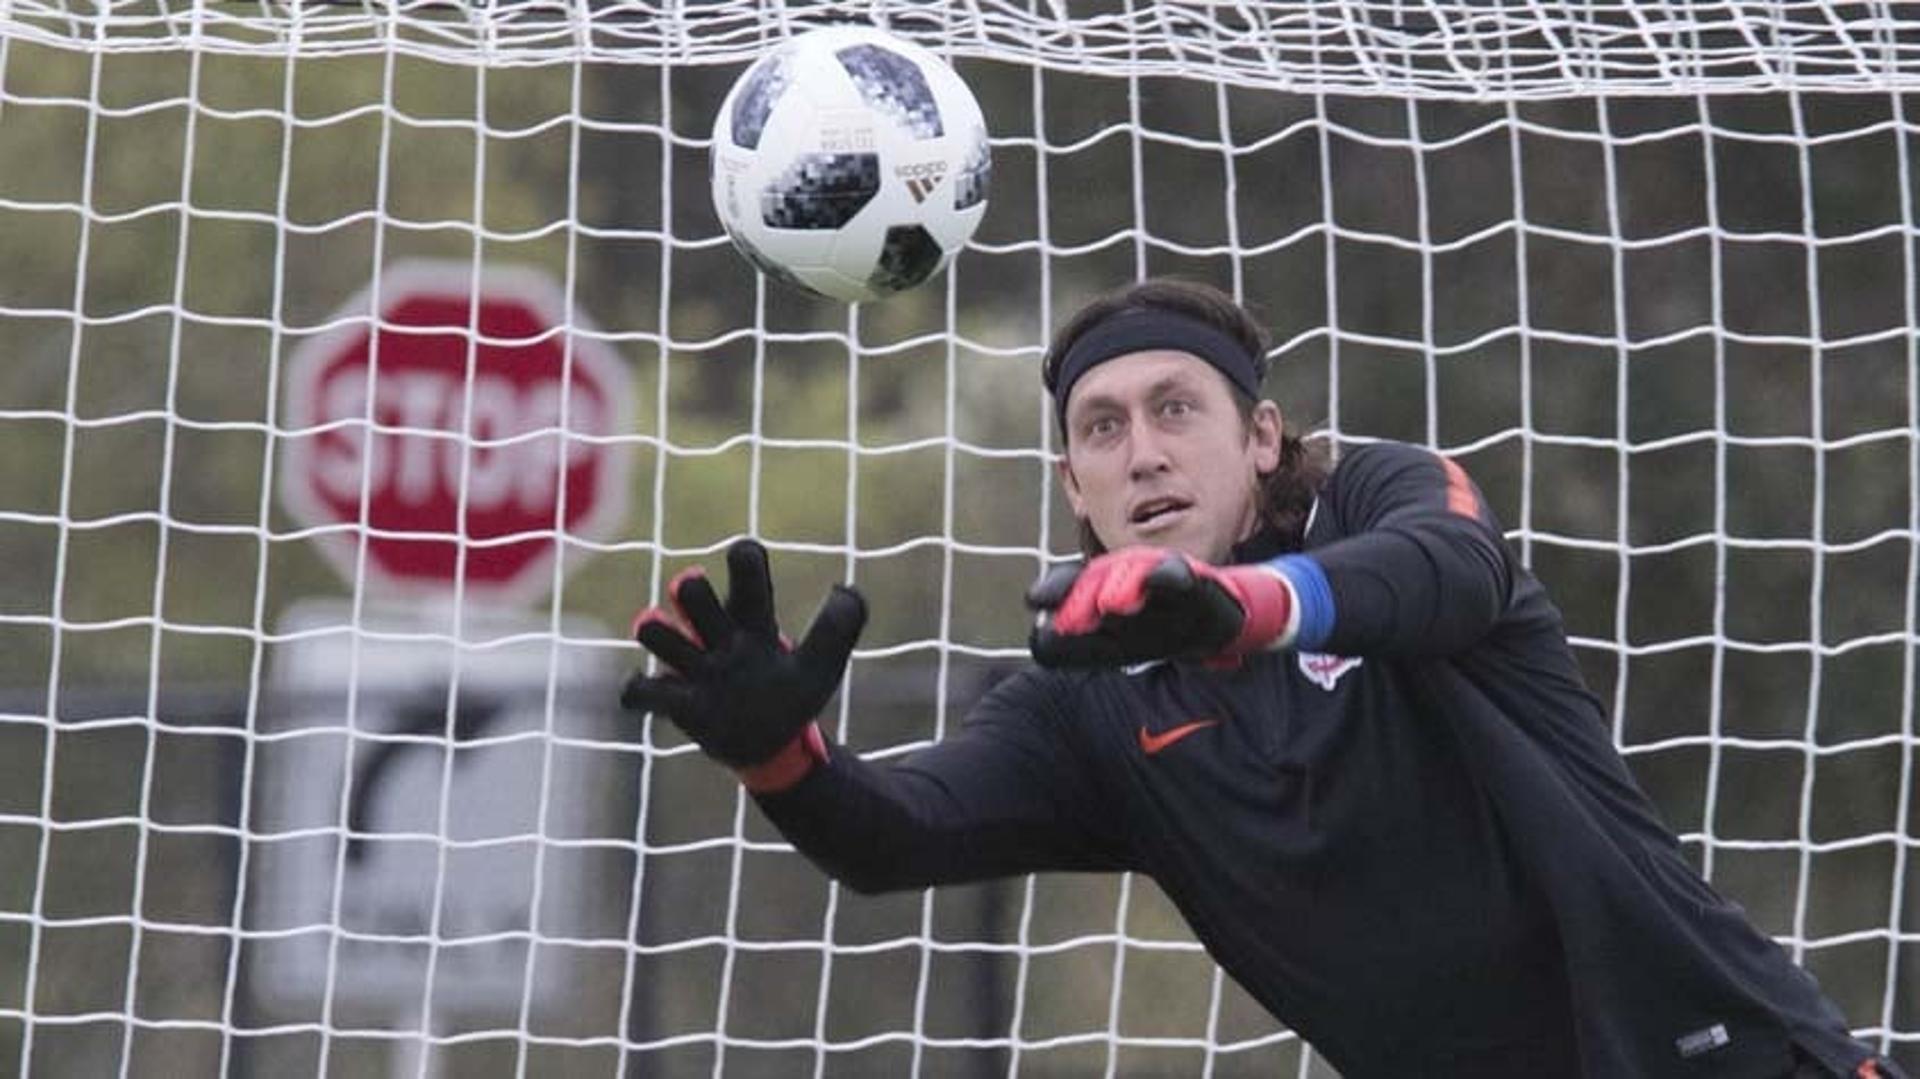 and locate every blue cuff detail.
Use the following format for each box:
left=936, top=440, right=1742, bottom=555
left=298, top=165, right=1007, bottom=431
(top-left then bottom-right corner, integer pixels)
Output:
left=1270, top=554, right=1334, bottom=651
